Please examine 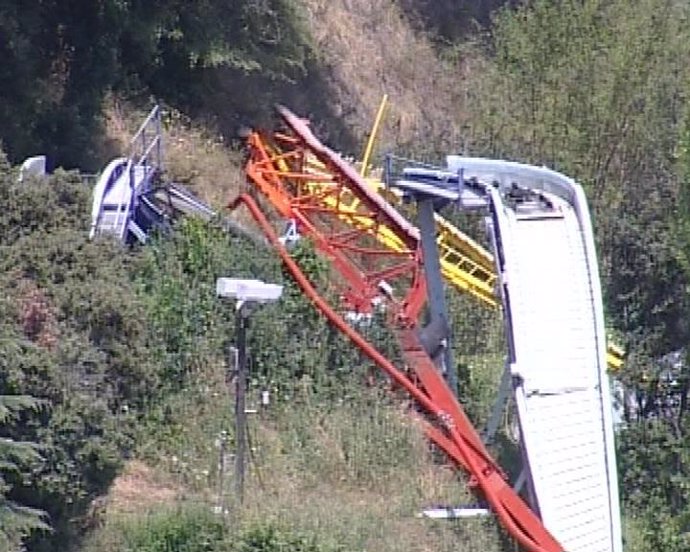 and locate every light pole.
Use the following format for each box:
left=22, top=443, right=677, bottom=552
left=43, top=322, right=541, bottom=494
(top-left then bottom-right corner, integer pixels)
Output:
left=216, top=278, right=283, bottom=505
